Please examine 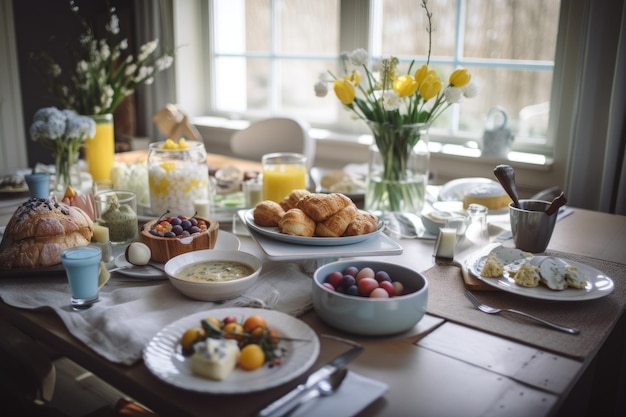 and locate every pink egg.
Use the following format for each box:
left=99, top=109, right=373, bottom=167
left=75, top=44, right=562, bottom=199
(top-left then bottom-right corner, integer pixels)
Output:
left=355, top=267, right=375, bottom=281
left=357, top=277, right=379, bottom=296
left=392, top=281, right=404, bottom=296
left=326, top=271, right=343, bottom=288
left=322, top=282, right=336, bottom=291
left=369, top=287, right=390, bottom=298
left=379, top=280, right=395, bottom=296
